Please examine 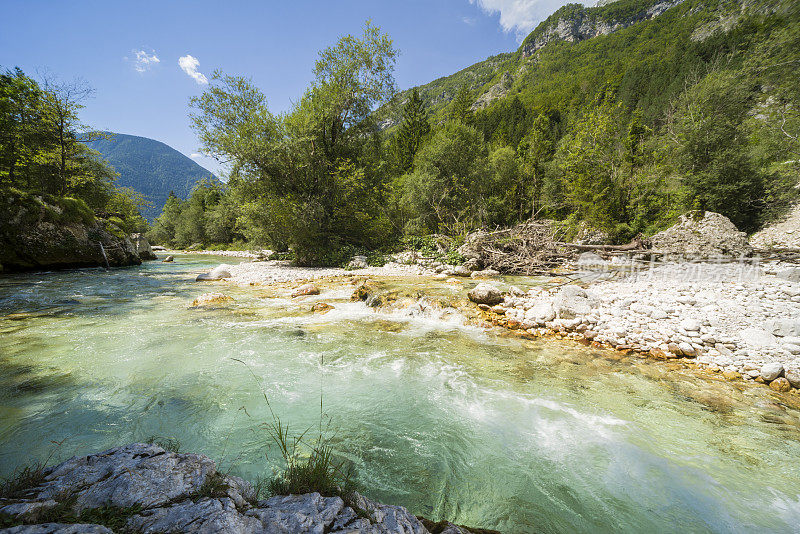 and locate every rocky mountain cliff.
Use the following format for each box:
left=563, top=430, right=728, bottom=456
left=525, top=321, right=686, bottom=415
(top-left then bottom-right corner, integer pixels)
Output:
left=519, top=0, right=686, bottom=57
